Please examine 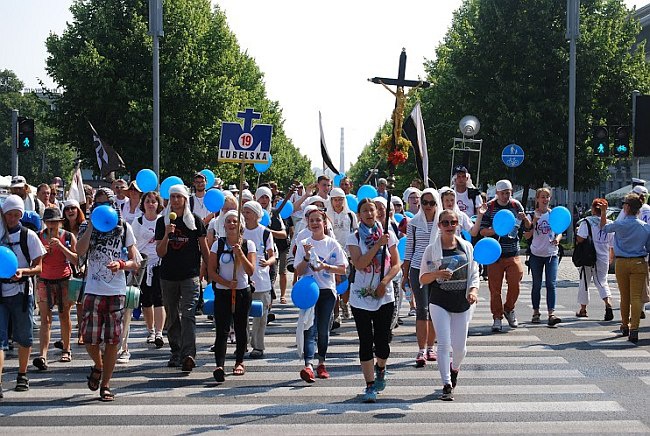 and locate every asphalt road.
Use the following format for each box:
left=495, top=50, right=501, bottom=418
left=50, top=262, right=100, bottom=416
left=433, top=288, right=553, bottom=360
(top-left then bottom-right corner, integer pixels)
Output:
left=1, top=258, right=649, bottom=435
